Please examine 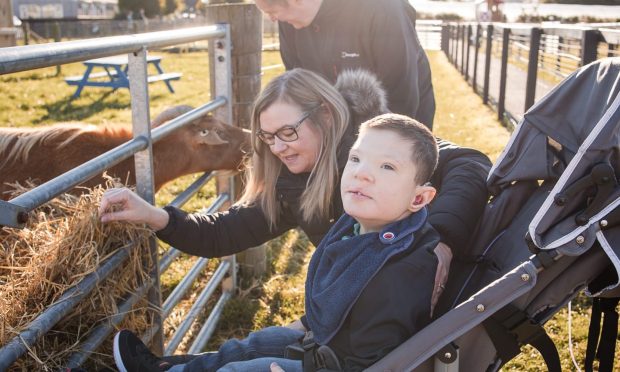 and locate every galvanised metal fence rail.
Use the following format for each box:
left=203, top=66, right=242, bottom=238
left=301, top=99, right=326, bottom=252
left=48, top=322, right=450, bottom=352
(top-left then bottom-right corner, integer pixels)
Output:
left=442, top=22, right=620, bottom=128
left=0, top=25, right=237, bottom=369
